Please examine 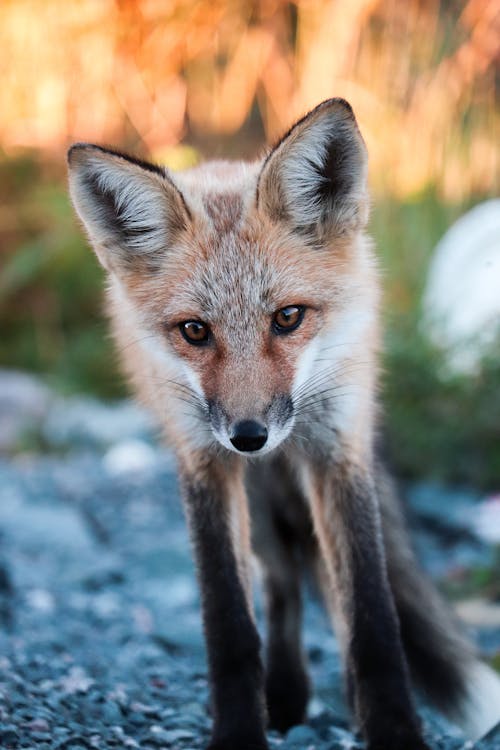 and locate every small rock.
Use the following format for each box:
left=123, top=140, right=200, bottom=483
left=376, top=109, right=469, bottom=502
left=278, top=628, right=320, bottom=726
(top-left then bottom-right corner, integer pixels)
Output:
left=0, top=564, right=13, bottom=595
left=0, top=370, right=52, bottom=453
left=30, top=732, right=52, bottom=742
left=148, top=725, right=171, bottom=744
left=81, top=567, right=125, bottom=592
left=54, top=738, right=92, bottom=750
left=130, top=701, right=161, bottom=717
left=0, top=725, right=20, bottom=746
left=54, top=727, right=70, bottom=737
left=103, top=440, right=159, bottom=476
left=44, top=397, right=154, bottom=450
left=127, top=711, right=147, bottom=726
left=25, top=589, right=55, bottom=614
left=480, top=719, right=500, bottom=743
left=181, top=701, right=204, bottom=718
left=102, top=700, right=122, bottom=723
left=59, top=666, right=94, bottom=695
left=285, top=724, right=318, bottom=747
